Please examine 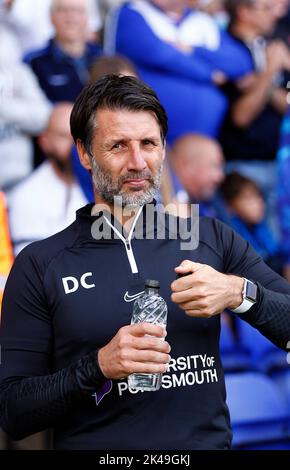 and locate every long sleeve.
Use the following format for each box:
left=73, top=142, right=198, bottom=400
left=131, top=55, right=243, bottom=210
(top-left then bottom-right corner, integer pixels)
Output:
left=238, top=283, right=290, bottom=350
left=0, top=351, right=106, bottom=441
left=105, top=5, right=215, bottom=83
left=105, top=5, right=253, bottom=83
left=277, top=141, right=290, bottom=266
left=0, top=246, right=106, bottom=441
left=194, top=30, right=254, bottom=80
left=217, top=219, right=290, bottom=349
